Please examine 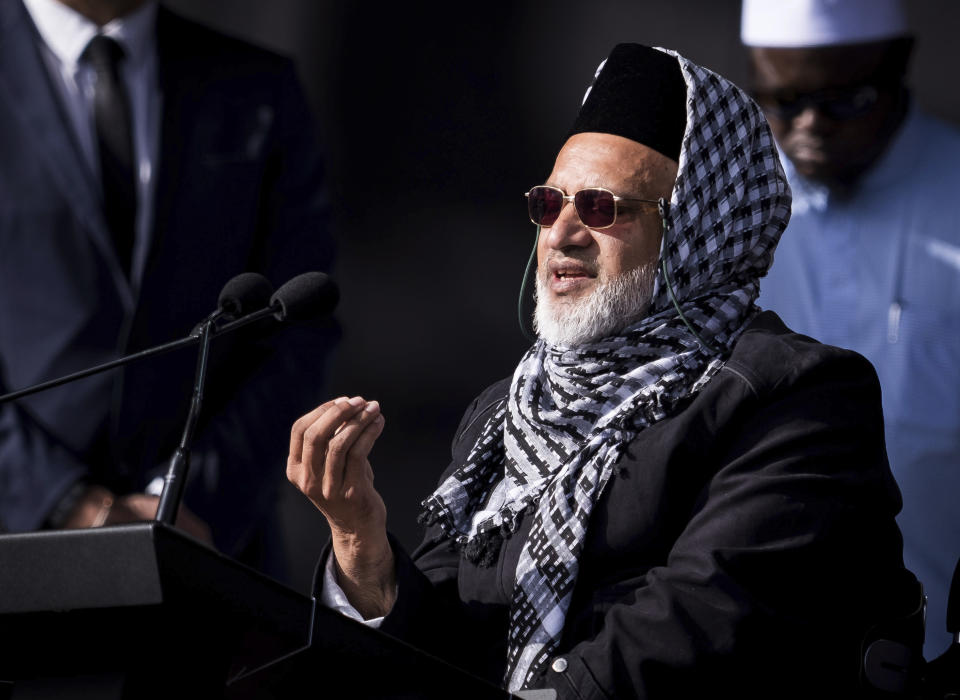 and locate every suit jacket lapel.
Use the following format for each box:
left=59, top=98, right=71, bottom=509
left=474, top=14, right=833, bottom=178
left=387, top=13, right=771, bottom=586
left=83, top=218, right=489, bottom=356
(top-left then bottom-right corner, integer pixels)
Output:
left=0, top=0, right=133, bottom=308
